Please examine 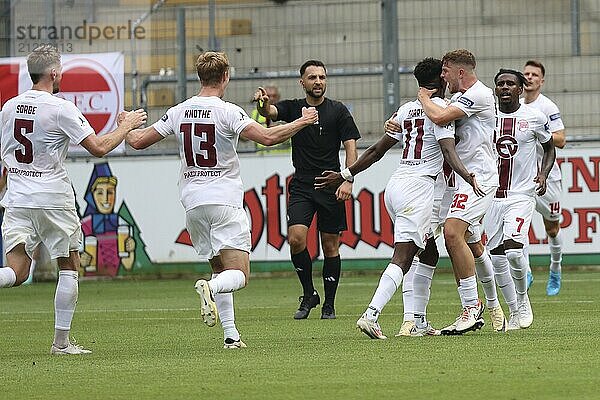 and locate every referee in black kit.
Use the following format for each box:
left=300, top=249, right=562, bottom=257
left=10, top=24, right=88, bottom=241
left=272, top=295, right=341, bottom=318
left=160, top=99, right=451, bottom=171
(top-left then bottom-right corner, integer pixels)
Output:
left=254, top=60, right=360, bottom=320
